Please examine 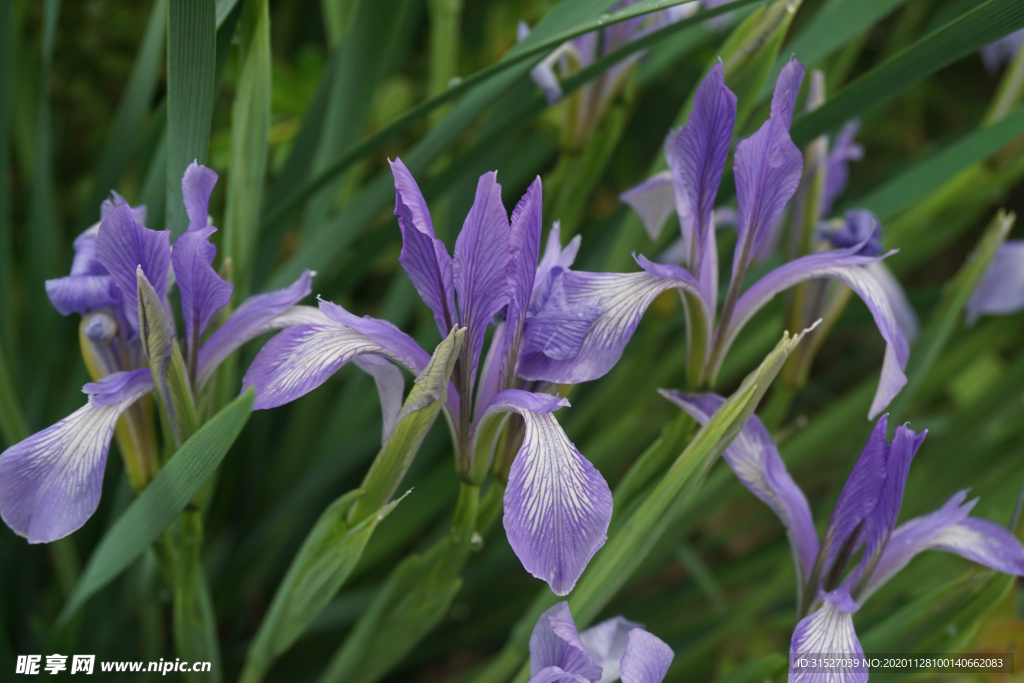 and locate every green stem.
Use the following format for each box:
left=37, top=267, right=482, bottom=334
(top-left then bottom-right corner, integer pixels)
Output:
left=427, top=0, right=463, bottom=126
